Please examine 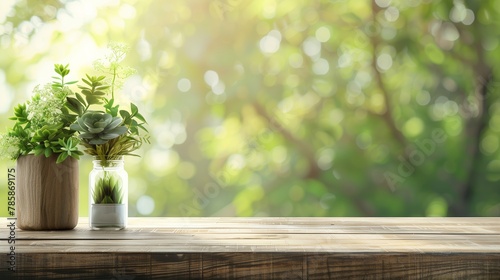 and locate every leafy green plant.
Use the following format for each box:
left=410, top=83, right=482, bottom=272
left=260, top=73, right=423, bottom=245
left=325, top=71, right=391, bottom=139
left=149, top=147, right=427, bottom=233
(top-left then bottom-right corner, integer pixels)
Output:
left=0, top=64, right=84, bottom=163
left=68, top=43, right=150, bottom=165
left=66, top=43, right=149, bottom=205
left=1, top=43, right=149, bottom=207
